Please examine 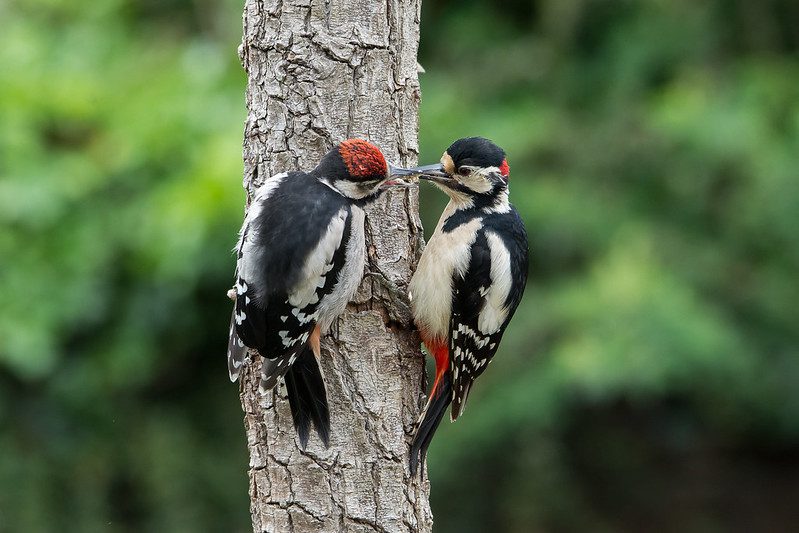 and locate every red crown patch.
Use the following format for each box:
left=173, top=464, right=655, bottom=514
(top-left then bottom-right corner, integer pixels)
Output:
left=339, top=139, right=387, bottom=179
